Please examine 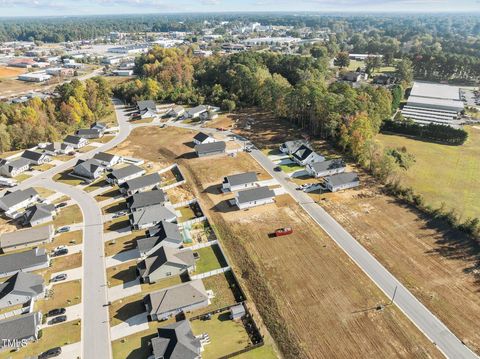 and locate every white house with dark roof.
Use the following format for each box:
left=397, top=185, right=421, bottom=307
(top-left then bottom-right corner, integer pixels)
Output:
left=0, top=312, right=42, bottom=349
left=187, top=105, right=208, bottom=119
left=20, top=150, right=50, bottom=166
left=144, top=280, right=209, bottom=321
left=306, top=159, right=346, bottom=178
left=235, top=186, right=275, bottom=210
left=72, top=158, right=104, bottom=180
left=139, top=221, right=183, bottom=257
left=0, top=158, right=30, bottom=178
left=92, top=152, right=121, bottom=168
left=76, top=128, right=103, bottom=139
left=279, top=139, right=309, bottom=155
left=194, top=141, right=226, bottom=157
left=129, top=204, right=176, bottom=230
left=222, top=171, right=258, bottom=192
left=165, top=105, right=185, bottom=118
left=0, top=225, right=54, bottom=253
left=120, top=172, right=161, bottom=196
left=64, top=135, right=88, bottom=149
left=137, top=246, right=195, bottom=283
left=193, top=132, right=215, bottom=145
left=0, top=272, right=45, bottom=310
left=291, top=145, right=324, bottom=166
left=324, top=172, right=360, bottom=192
left=107, top=164, right=146, bottom=185
left=126, top=189, right=168, bottom=213
left=43, top=142, right=74, bottom=156
left=0, top=188, right=39, bottom=213
left=137, top=100, right=157, bottom=119
left=150, top=320, right=202, bottom=359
